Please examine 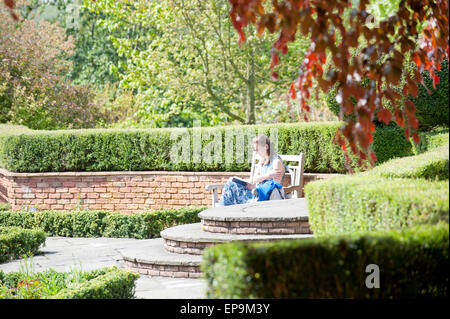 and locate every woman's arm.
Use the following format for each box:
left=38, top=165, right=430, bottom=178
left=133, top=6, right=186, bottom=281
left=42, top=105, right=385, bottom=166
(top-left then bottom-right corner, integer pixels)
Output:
left=245, top=164, right=261, bottom=190
left=253, top=159, right=284, bottom=184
